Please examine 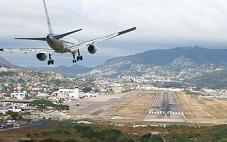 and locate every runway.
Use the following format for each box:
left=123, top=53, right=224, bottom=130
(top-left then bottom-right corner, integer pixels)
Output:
left=68, top=96, right=125, bottom=119
left=144, top=91, right=185, bottom=123
left=68, top=91, right=155, bottom=122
